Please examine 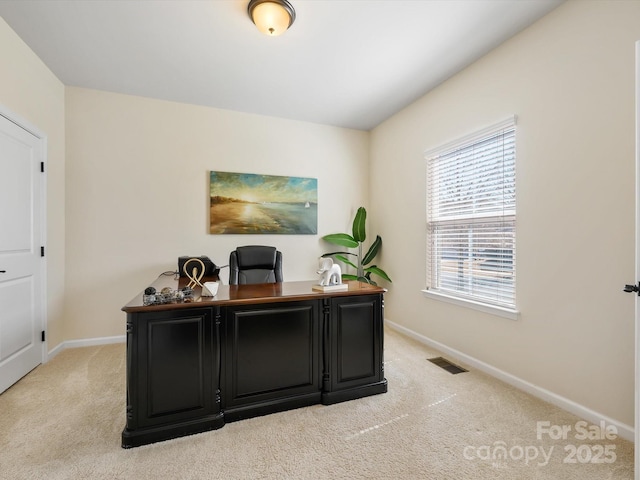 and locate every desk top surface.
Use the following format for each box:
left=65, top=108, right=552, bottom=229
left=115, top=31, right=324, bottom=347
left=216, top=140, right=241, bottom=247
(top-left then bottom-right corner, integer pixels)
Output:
left=122, top=275, right=385, bottom=313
